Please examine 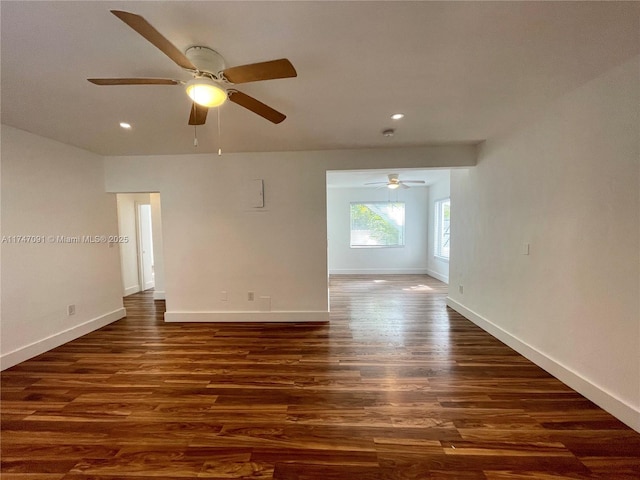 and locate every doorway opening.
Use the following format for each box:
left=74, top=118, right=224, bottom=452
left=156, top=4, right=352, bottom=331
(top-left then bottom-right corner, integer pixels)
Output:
left=325, top=168, right=450, bottom=283
left=116, top=193, right=165, bottom=299
left=137, top=203, right=155, bottom=291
